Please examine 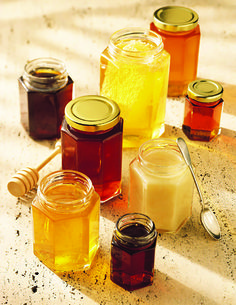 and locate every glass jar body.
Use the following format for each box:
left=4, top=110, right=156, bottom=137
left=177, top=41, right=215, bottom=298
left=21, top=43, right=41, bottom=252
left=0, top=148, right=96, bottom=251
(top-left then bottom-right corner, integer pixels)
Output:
left=129, top=139, right=193, bottom=233
left=110, top=213, right=157, bottom=291
left=61, top=118, right=123, bottom=202
left=183, top=96, right=224, bottom=141
left=19, top=58, right=73, bottom=139
left=32, top=170, right=100, bottom=272
left=150, top=23, right=200, bottom=97
left=100, top=28, right=170, bottom=148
